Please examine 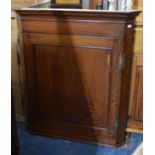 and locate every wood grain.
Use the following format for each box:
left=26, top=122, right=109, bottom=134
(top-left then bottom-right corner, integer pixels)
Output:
left=128, top=55, right=143, bottom=131
left=127, top=0, right=143, bottom=133
left=16, top=9, right=140, bottom=146
left=11, top=15, right=25, bottom=122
